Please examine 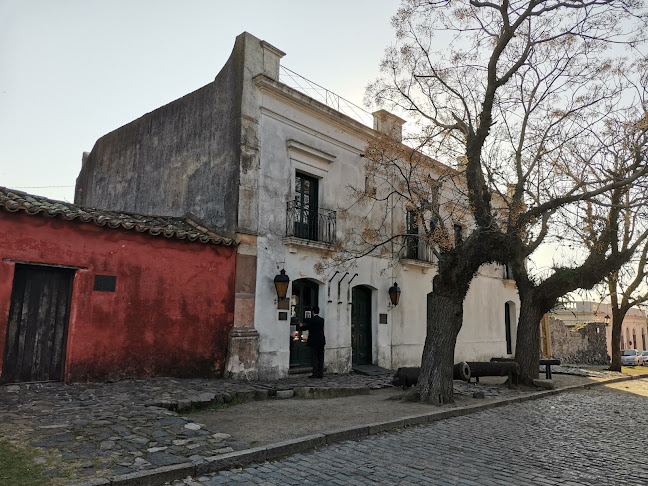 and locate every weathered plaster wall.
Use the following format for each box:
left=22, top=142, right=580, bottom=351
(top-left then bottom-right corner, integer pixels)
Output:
left=253, top=75, right=520, bottom=378
left=0, top=212, right=236, bottom=382
left=76, top=37, right=246, bottom=233
left=548, top=317, right=608, bottom=364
